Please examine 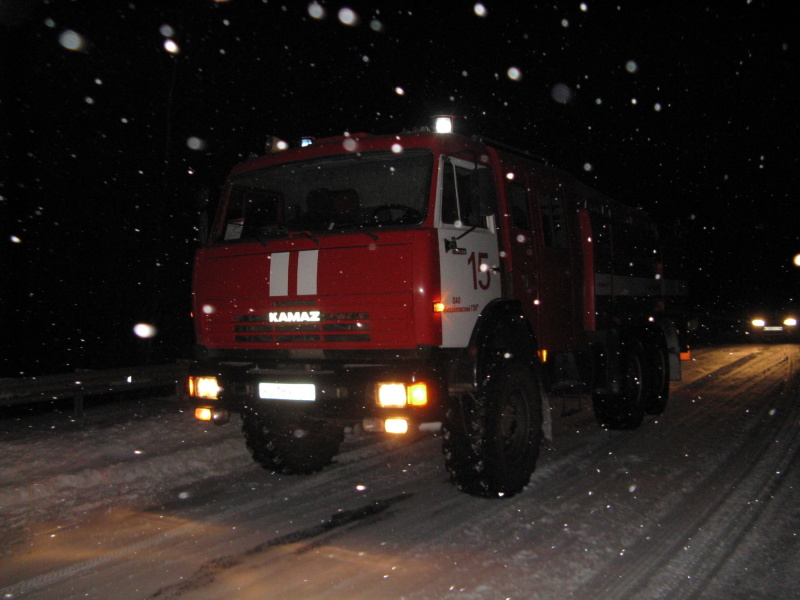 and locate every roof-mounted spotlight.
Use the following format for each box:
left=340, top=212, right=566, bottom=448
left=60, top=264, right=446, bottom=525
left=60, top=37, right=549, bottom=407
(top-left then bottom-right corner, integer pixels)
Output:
left=265, top=135, right=289, bottom=153
left=433, top=115, right=455, bottom=134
